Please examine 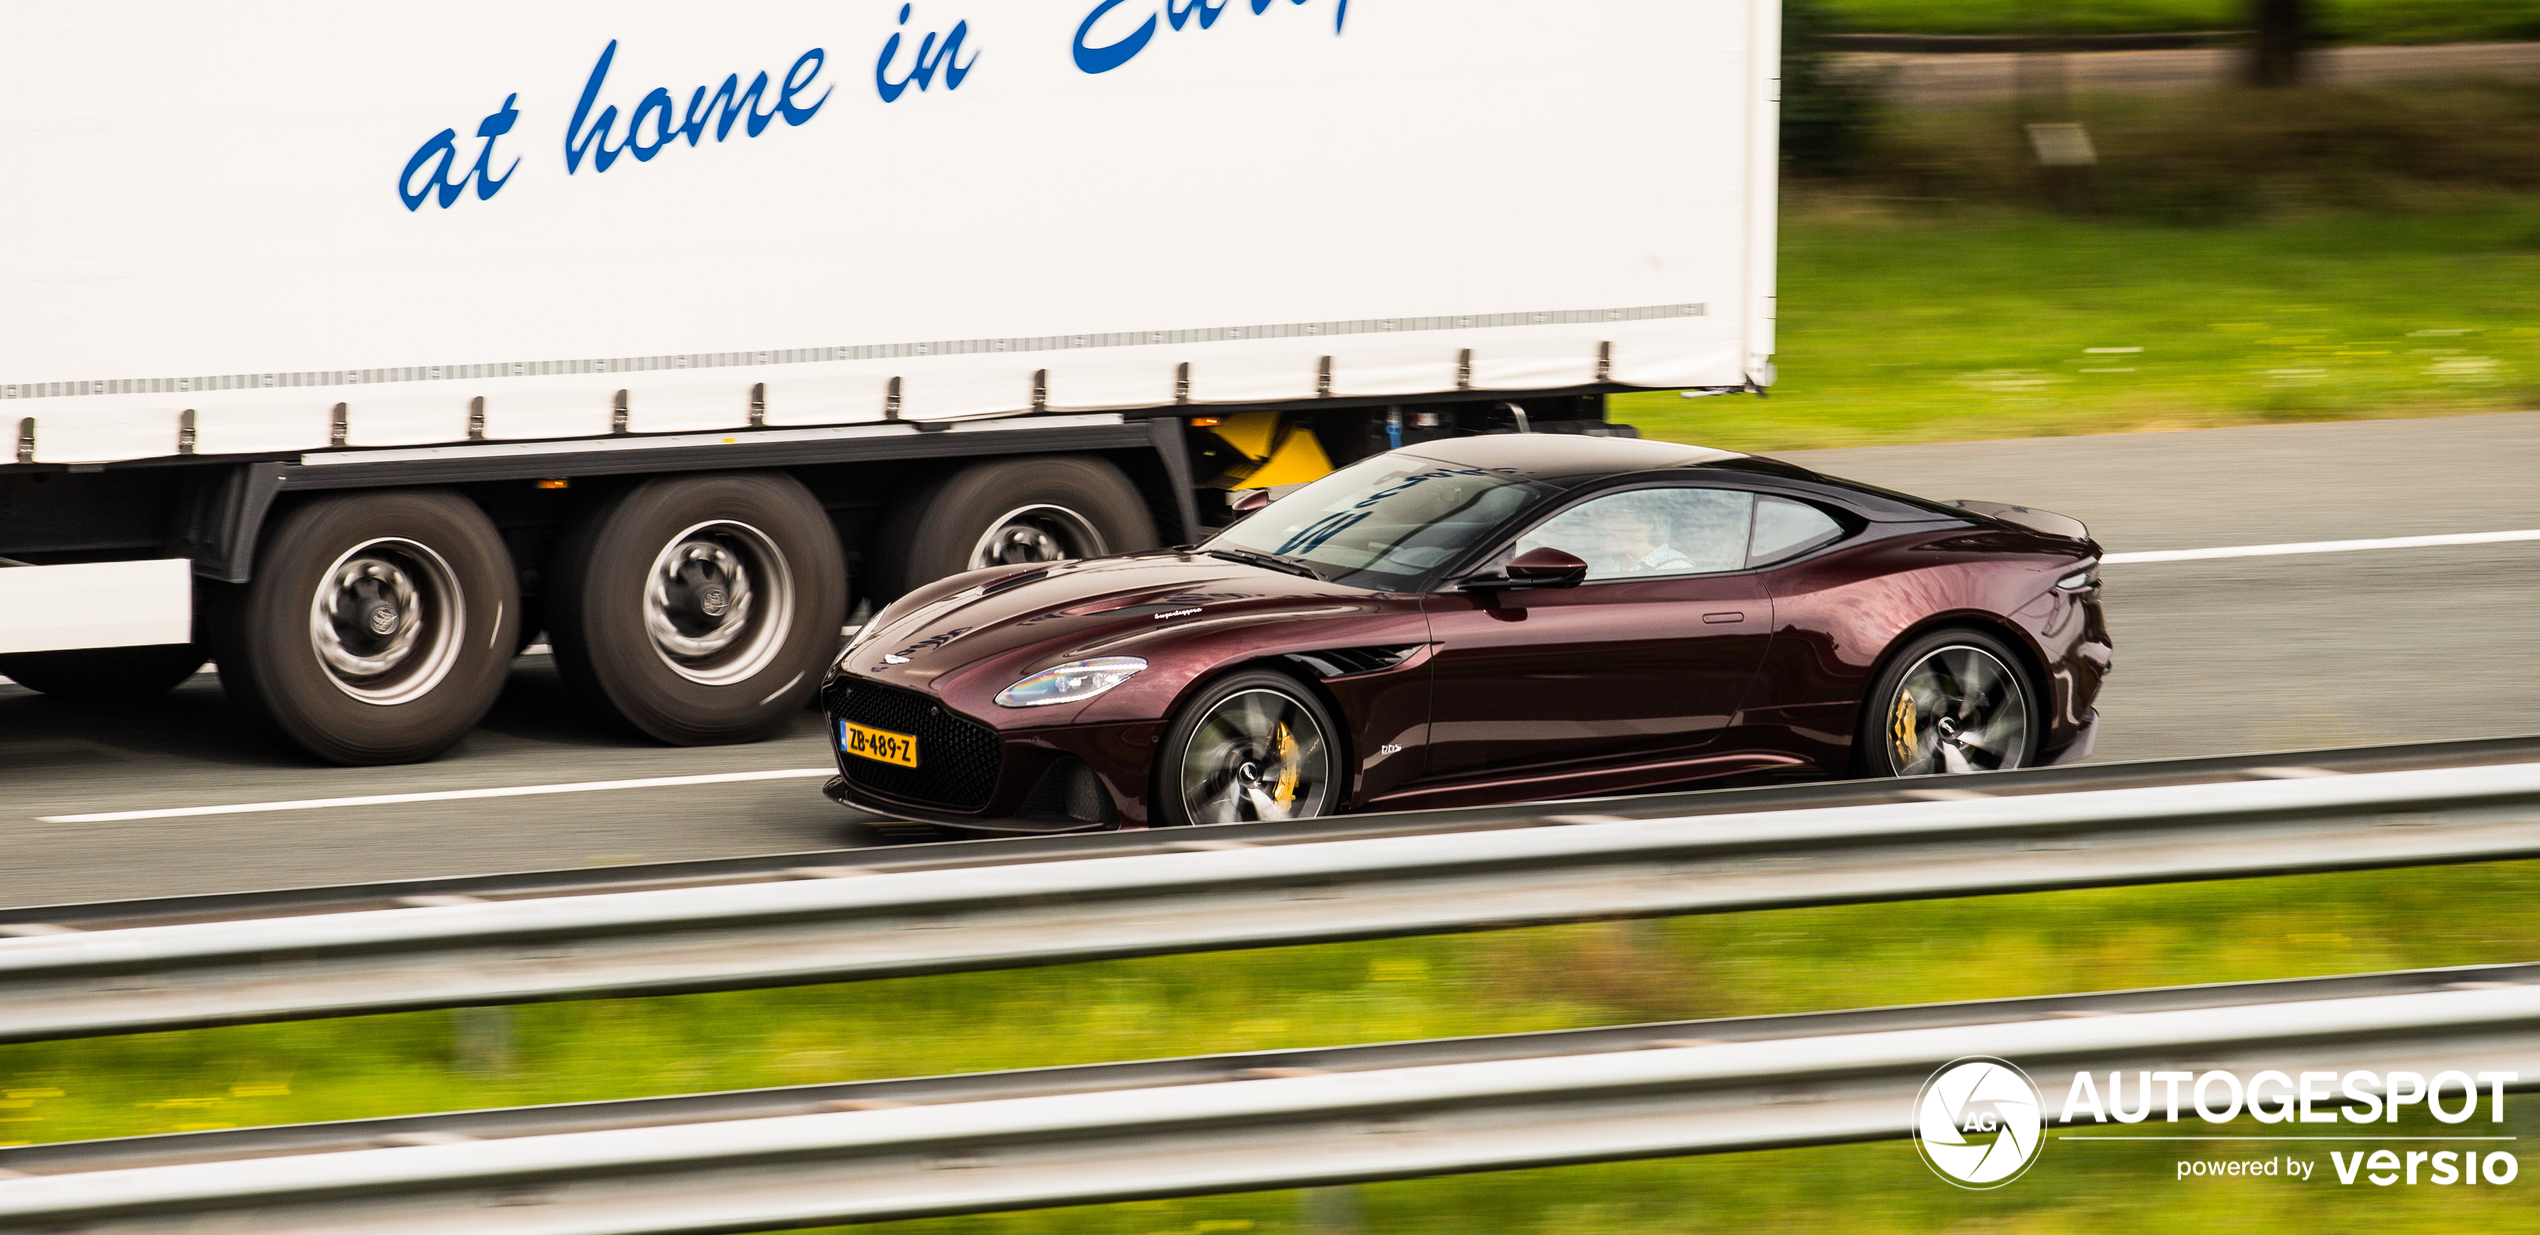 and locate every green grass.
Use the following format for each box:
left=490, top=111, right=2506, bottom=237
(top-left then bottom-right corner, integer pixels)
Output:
left=1821, top=0, right=2540, bottom=44
left=7, top=861, right=2536, bottom=1232
left=1613, top=198, right=2540, bottom=453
